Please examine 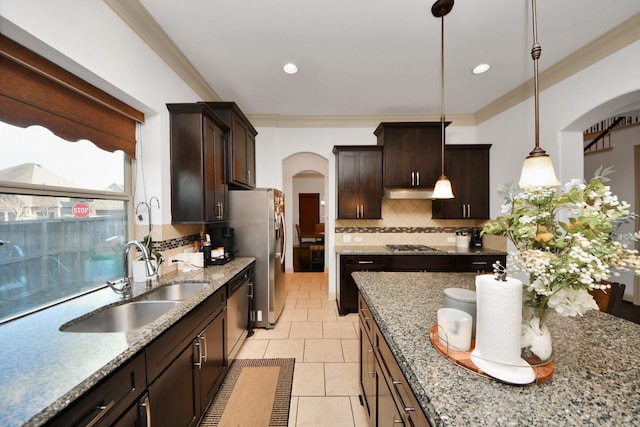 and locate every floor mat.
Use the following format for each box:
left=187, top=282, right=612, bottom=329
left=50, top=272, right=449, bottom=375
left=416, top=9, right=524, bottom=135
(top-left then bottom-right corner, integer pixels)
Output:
left=199, top=358, right=295, bottom=427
